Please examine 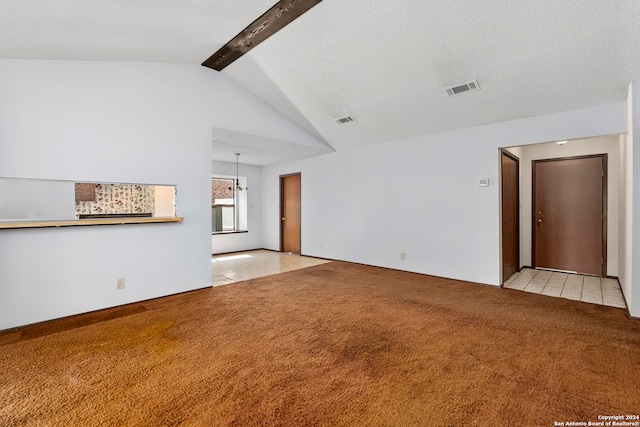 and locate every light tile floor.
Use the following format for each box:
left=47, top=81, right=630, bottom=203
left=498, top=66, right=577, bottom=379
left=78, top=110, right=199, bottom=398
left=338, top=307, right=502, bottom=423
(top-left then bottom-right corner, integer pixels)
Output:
left=212, top=250, right=330, bottom=286
left=504, top=268, right=627, bottom=309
